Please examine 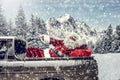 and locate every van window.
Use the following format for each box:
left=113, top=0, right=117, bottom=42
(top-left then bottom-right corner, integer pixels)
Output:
left=14, top=39, right=26, bottom=54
